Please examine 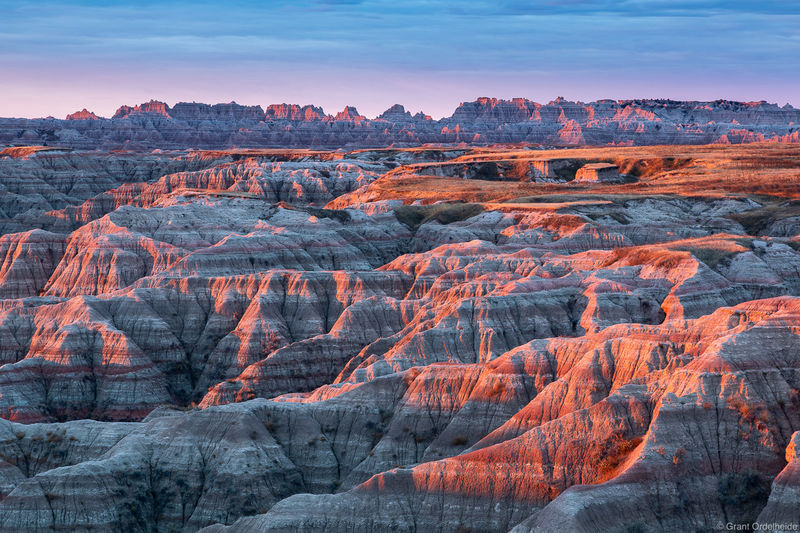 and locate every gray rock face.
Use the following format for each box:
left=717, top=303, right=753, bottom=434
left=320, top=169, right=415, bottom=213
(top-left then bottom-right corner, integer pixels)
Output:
left=0, top=150, right=233, bottom=234
left=757, top=431, right=800, bottom=528
left=0, top=146, right=799, bottom=531
left=0, top=150, right=386, bottom=235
